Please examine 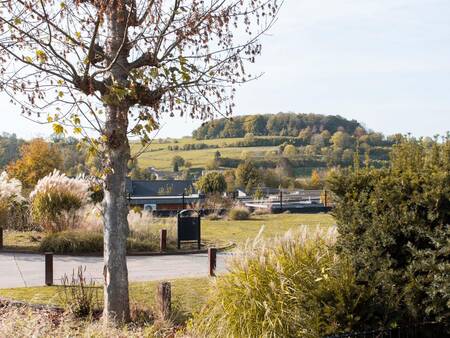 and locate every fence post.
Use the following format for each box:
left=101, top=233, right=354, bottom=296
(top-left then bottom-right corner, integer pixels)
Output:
left=160, top=229, right=167, bottom=252
left=279, top=190, right=283, bottom=212
left=0, top=227, right=3, bottom=250
left=156, top=281, right=171, bottom=321
left=45, top=252, right=53, bottom=286
left=208, top=247, right=217, bottom=277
